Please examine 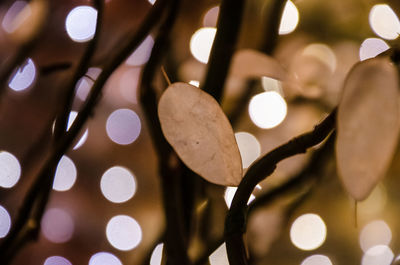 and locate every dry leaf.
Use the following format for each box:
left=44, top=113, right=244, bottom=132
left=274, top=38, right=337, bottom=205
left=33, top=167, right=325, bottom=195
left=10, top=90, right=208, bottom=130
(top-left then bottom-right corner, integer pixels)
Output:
left=158, top=82, right=243, bottom=186
left=336, top=57, right=399, bottom=201
left=229, top=49, right=287, bottom=81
